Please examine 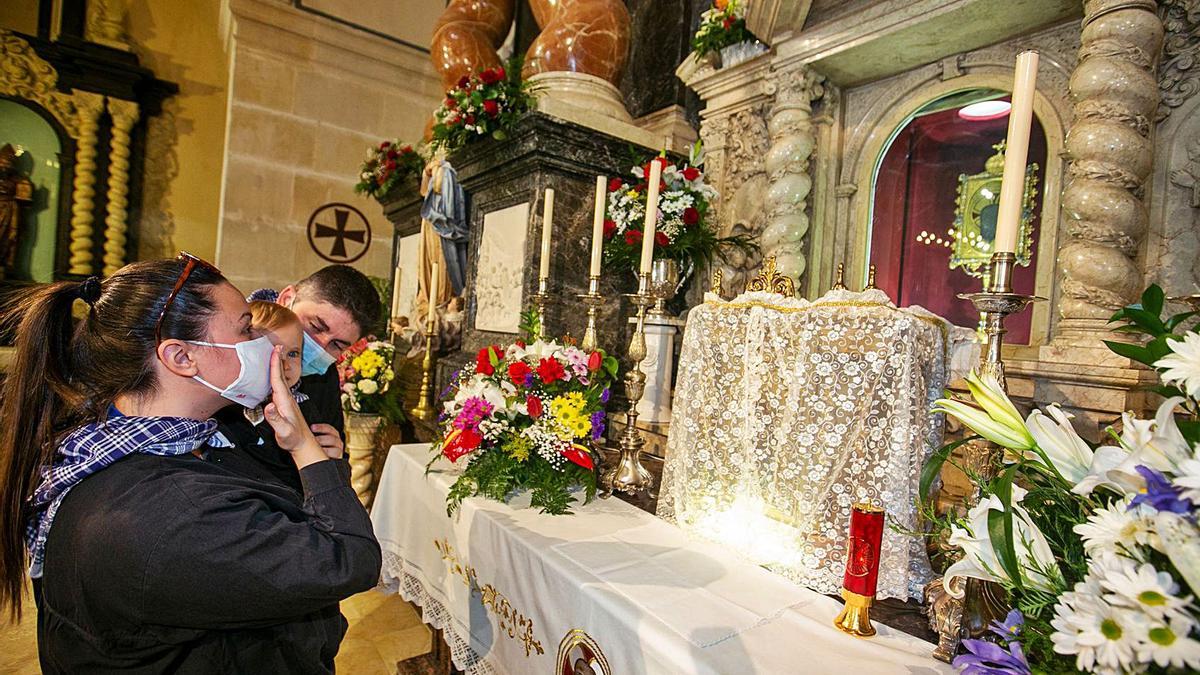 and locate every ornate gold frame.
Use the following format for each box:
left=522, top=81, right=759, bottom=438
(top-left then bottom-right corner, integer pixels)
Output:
left=949, top=143, right=1038, bottom=279
left=744, top=256, right=796, bottom=296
